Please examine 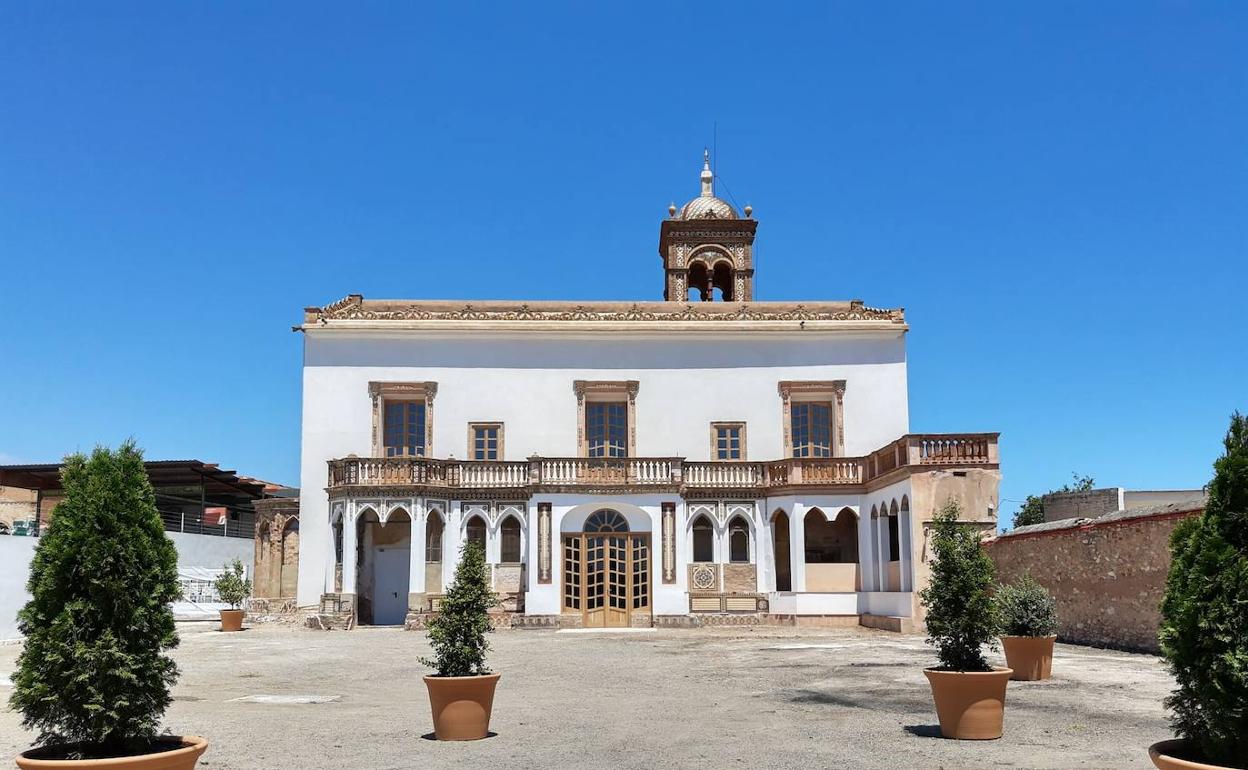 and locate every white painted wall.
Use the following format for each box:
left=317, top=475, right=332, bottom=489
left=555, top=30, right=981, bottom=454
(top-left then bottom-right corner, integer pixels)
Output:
left=0, top=533, right=254, bottom=640
left=0, top=536, right=39, bottom=640
left=298, top=329, right=909, bottom=607
left=167, top=532, right=254, bottom=572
